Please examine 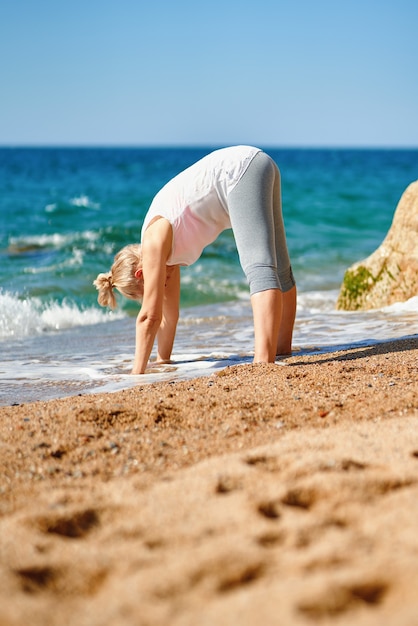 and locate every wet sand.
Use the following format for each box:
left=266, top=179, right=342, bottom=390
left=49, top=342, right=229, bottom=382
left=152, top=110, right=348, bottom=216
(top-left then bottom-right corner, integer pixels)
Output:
left=0, top=337, right=417, bottom=625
